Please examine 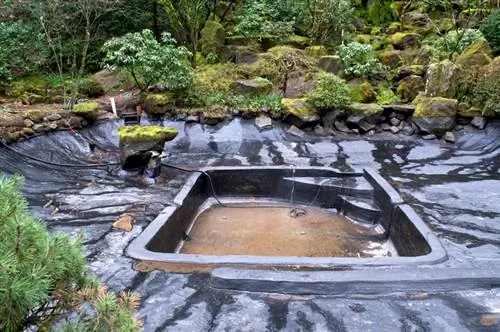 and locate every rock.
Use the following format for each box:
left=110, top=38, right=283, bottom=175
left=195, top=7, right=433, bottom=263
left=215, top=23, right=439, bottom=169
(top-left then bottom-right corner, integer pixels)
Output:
left=314, top=124, right=325, bottom=136
left=112, top=213, right=134, bottom=232
left=443, top=131, right=455, bottom=143
left=318, top=55, right=342, bottom=74
left=220, top=45, right=259, bottom=64
left=287, top=125, right=305, bottom=138
left=387, top=32, right=422, bottom=50
left=387, top=22, right=401, bottom=34
left=413, top=97, right=458, bottom=136
left=305, top=45, right=327, bottom=57
left=23, top=119, right=34, bottom=127
left=390, top=117, right=401, bottom=126
left=283, top=35, right=311, bottom=49
left=118, top=126, right=178, bottom=169
left=471, top=116, right=486, bottom=130
left=142, top=92, right=176, bottom=116
left=379, top=50, right=403, bottom=69
left=255, top=115, right=272, bottom=130
left=382, top=104, right=416, bottom=114
left=285, top=71, right=315, bottom=98
left=425, top=60, right=459, bottom=98
left=68, top=116, right=83, bottom=129
left=232, top=78, right=273, bottom=94
left=282, top=98, right=320, bottom=128
left=22, top=127, right=34, bottom=136
left=200, top=20, right=226, bottom=57
left=455, top=38, right=492, bottom=69
left=186, top=115, right=199, bottom=123
left=358, top=120, right=376, bottom=133
left=402, top=126, right=415, bottom=136
left=390, top=126, right=400, bottom=134
left=45, top=113, right=62, bottom=121
left=322, top=109, right=343, bottom=130
left=33, top=124, right=44, bottom=133
left=348, top=102, right=383, bottom=116
left=72, top=101, right=99, bottom=122
left=479, top=315, right=498, bottom=327
left=25, top=110, right=45, bottom=123
left=381, top=122, right=391, bottom=131
left=422, top=133, right=436, bottom=140
left=201, top=109, right=228, bottom=125
left=49, top=123, right=58, bottom=130
left=413, top=45, right=434, bottom=66
left=334, top=120, right=350, bottom=133
left=397, top=75, right=425, bottom=102
left=348, top=81, right=376, bottom=103
left=394, top=65, right=425, bottom=81
left=402, top=11, right=431, bottom=30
